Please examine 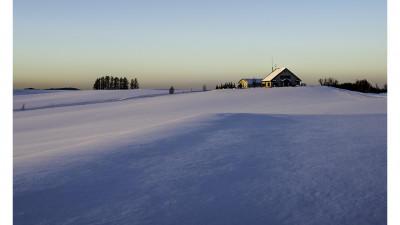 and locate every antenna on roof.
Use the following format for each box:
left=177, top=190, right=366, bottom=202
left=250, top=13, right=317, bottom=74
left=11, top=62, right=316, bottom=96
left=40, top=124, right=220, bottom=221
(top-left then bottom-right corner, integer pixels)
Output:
left=271, top=57, right=274, bottom=72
